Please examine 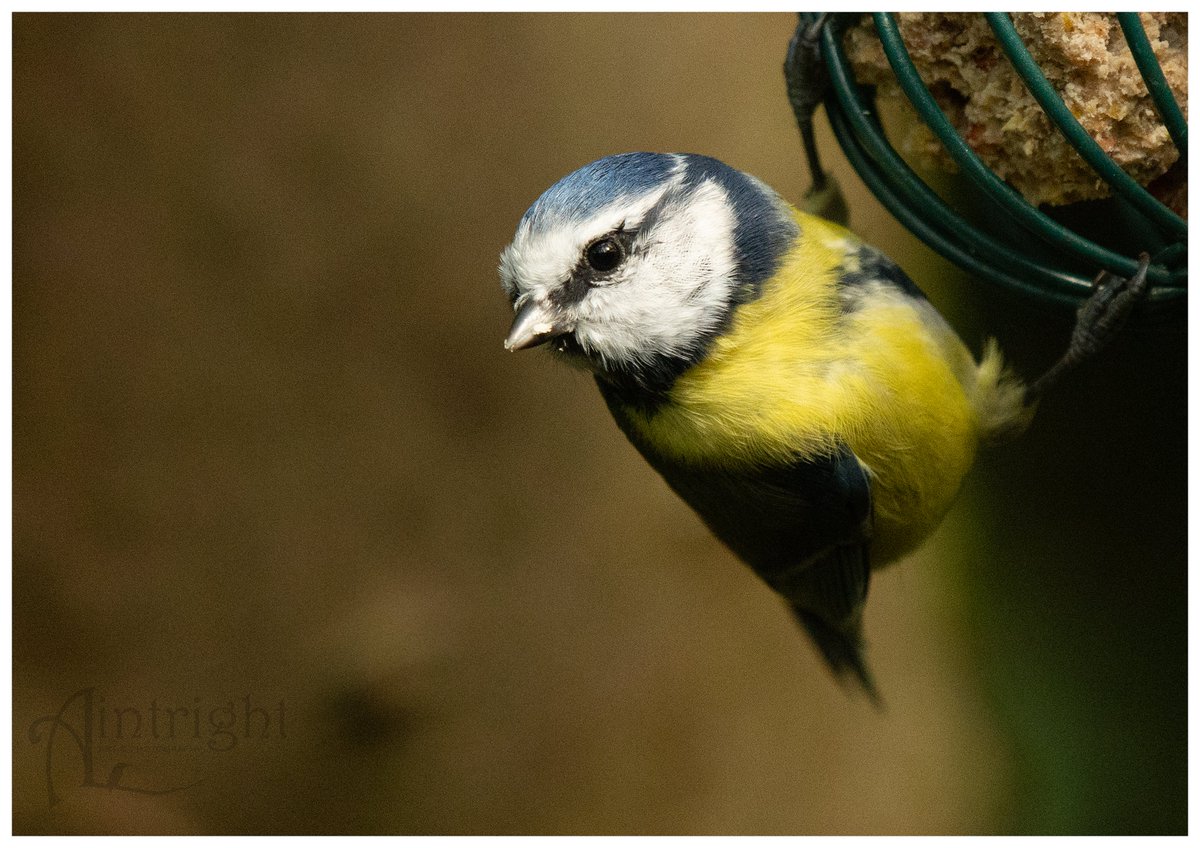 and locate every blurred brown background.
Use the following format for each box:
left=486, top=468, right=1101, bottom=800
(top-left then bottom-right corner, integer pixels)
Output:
left=13, top=13, right=1185, bottom=835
